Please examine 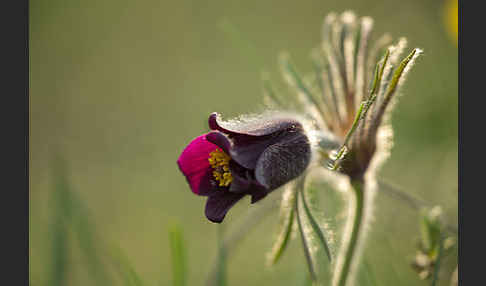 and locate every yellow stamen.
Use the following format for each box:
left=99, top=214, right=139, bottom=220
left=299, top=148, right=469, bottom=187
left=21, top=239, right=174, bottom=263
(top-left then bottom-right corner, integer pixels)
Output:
left=208, top=149, right=233, bottom=187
